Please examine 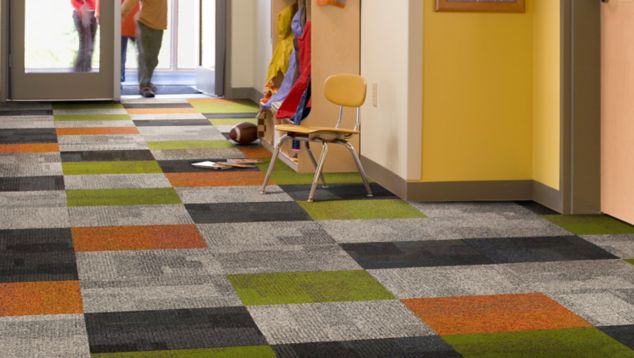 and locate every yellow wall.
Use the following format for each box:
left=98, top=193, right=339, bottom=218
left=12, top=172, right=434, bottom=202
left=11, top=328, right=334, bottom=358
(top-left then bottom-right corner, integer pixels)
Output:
left=422, top=0, right=534, bottom=182
left=533, top=0, right=561, bottom=190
